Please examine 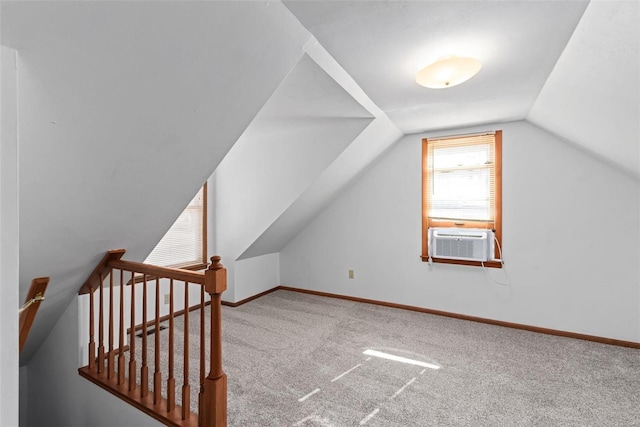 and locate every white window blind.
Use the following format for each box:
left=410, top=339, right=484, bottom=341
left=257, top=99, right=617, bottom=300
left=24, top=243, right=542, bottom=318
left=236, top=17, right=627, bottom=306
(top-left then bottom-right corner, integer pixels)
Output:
left=144, top=186, right=205, bottom=268
left=427, top=133, right=496, bottom=222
